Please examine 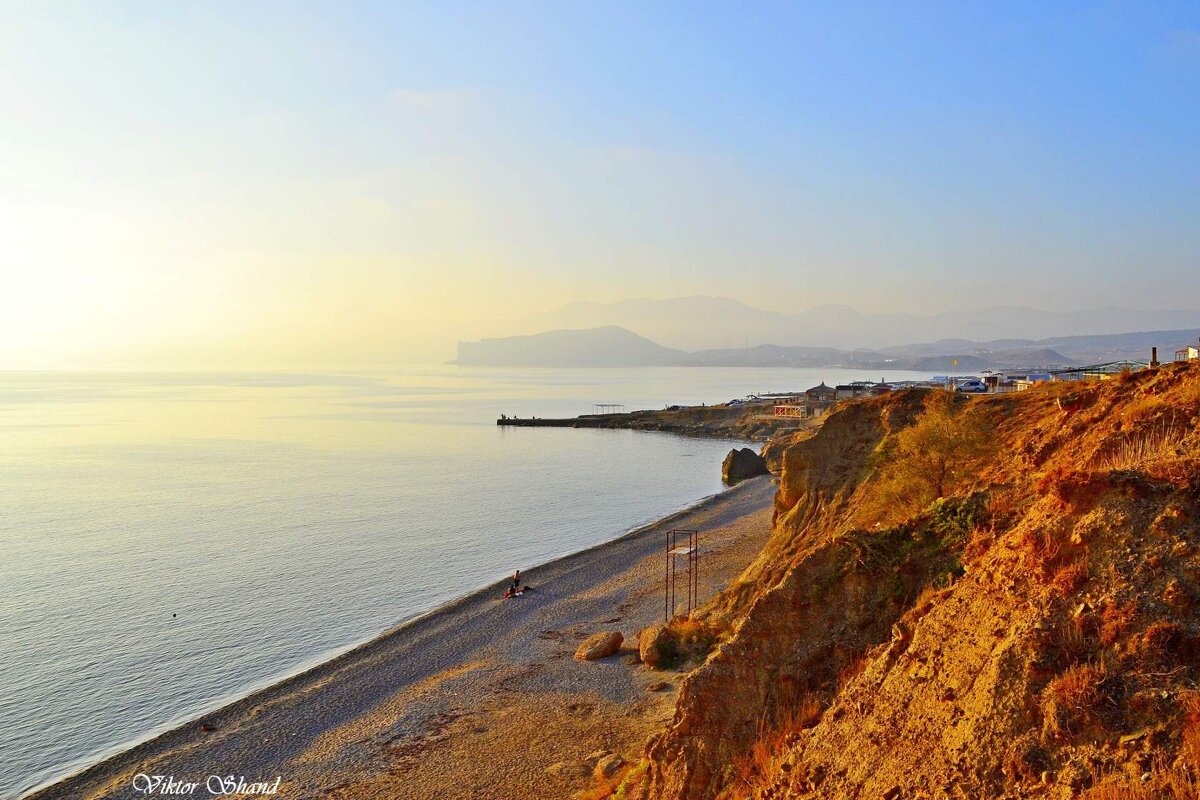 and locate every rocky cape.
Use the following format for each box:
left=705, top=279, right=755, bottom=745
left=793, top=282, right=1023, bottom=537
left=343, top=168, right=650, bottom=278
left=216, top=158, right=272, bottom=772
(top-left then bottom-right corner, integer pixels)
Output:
left=496, top=401, right=817, bottom=442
